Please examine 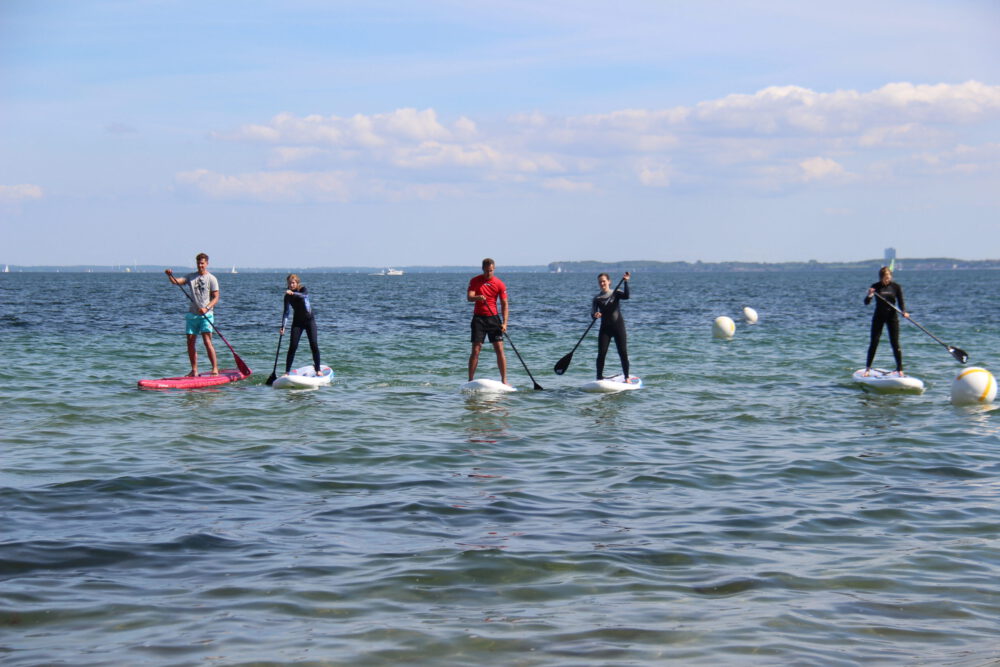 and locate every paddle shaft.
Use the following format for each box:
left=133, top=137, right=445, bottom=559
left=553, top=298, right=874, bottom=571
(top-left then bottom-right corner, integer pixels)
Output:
left=171, top=279, right=251, bottom=374
left=873, top=292, right=967, bottom=363
left=503, top=332, right=543, bottom=390
left=553, top=274, right=626, bottom=374
left=266, top=330, right=284, bottom=385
